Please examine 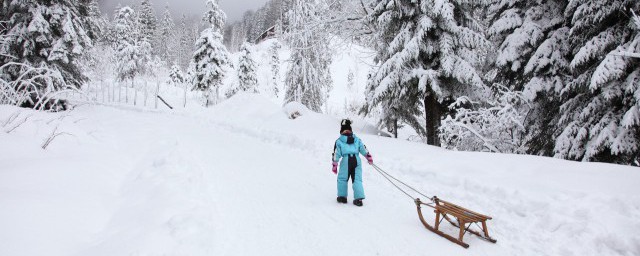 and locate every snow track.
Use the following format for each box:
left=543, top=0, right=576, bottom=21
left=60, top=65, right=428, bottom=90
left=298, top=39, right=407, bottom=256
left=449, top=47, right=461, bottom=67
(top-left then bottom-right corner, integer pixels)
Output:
left=1, top=95, right=639, bottom=255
